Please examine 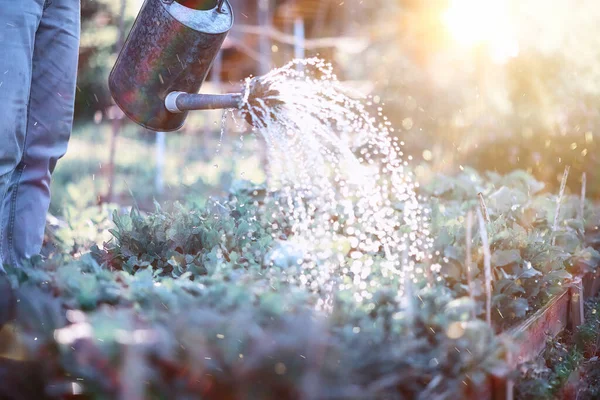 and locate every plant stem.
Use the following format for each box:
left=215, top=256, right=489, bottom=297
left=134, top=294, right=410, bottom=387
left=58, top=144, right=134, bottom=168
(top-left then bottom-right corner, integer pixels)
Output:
left=466, top=210, right=475, bottom=318
left=478, top=192, right=490, bottom=223
left=402, top=245, right=415, bottom=330
left=552, top=166, right=571, bottom=246
left=477, top=208, right=492, bottom=326
left=580, top=172, right=587, bottom=221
